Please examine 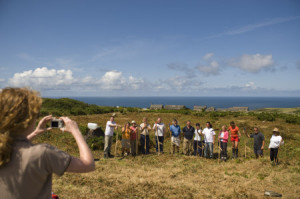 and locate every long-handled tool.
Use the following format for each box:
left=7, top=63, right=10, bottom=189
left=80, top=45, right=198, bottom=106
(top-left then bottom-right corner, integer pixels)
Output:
left=243, top=128, right=246, bottom=158
left=169, top=123, right=172, bottom=154
left=115, top=130, right=119, bottom=158
left=218, top=138, right=221, bottom=164
left=136, top=128, right=138, bottom=155
left=155, top=122, right=160, bottom=155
